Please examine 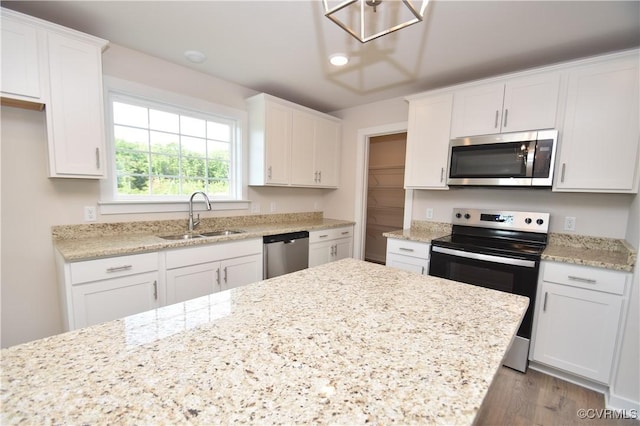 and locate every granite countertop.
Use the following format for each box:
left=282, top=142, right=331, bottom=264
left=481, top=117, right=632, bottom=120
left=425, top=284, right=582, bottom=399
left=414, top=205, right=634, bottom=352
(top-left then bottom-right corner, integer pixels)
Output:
left=383, top=221, right=636, bottom=272
left=53, top=212, right=355, bottom=261
left=0, top=258, right=528, bottom=425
